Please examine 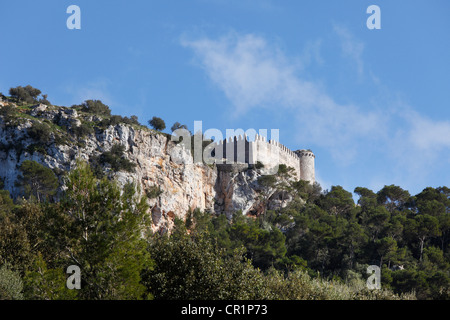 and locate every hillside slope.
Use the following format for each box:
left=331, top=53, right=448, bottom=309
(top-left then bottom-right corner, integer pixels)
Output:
left=0, top=102, right=284, bottom=232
